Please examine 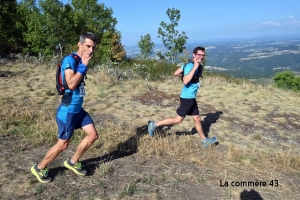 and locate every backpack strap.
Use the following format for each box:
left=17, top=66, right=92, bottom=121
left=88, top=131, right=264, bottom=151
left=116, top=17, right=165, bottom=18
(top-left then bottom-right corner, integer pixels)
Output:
left=69, top=53, right=80, bottom=63
left=197, top=64, right=204, bottom=79
left=181, top=59, right=194, bottom=81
